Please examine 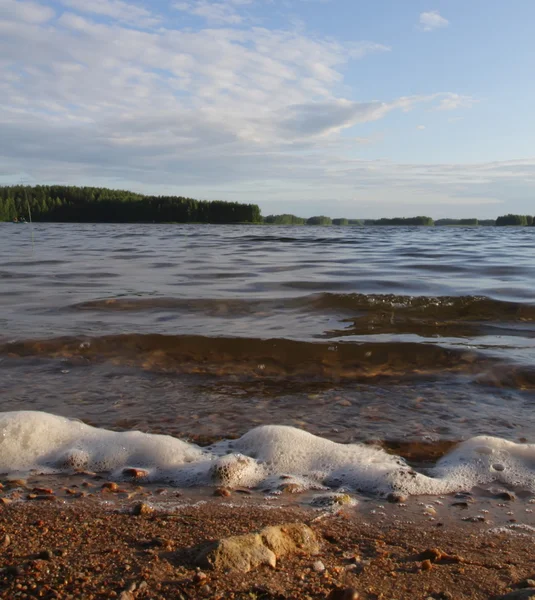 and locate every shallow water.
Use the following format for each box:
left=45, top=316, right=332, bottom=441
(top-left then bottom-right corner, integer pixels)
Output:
left=1, top=223, right=535, bottom=458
